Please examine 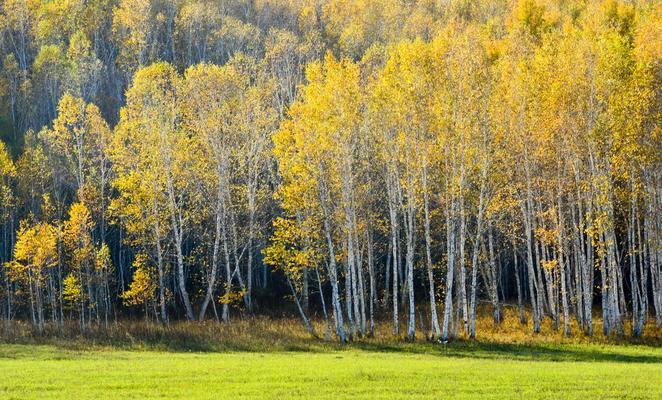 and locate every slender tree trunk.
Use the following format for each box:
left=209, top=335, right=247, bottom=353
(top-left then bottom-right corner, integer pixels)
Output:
left=581, top=182, right=595, bottom=336
left=441, top=197, right=457, bottom=341
left=287, top=276, right=315, bottom=337
left=486, top=228, right=500, bottom=324
left=199, top=183, right=224, bottom=321
left=556, top=164, right=570, bottom=336
left=319, top=182, right=346, bottom=343
left=315, top=266, right=331, bottom=341
left=366, top=229, right=376, bottom=337
left=345, top=227, right=355, bottom=341
left=513, top=244, right=526, bottom=324
left=221, top=214, right=232, bottom=323
left=167, top=195, right=194, bottom=321
left=355, top=224, right=367, bottom=335
left=524, top=214, right=540, bottom=333
left=387, top=172, right=399, bottom=336
left=422, top=164, right=441, bottom=339
left=522, top=150, right=541, bottom=333
left=559, top=249, right=570, bottom=337
left=599, top=236, right=610, bottom=336
left=469, top=149, right=488, bottom=338
left=404, top=175, right=416, bottom=341
left=384, top=240, right=391, bottom=307
left=458, top=202, right=468, bottom=334
left=150, top=199, right=168, bottom=324
left=629, top=171, right=642, bottom=337
left=302, top=268, right=309, bottom=314
left=635, top=202, right=648, bottom=334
